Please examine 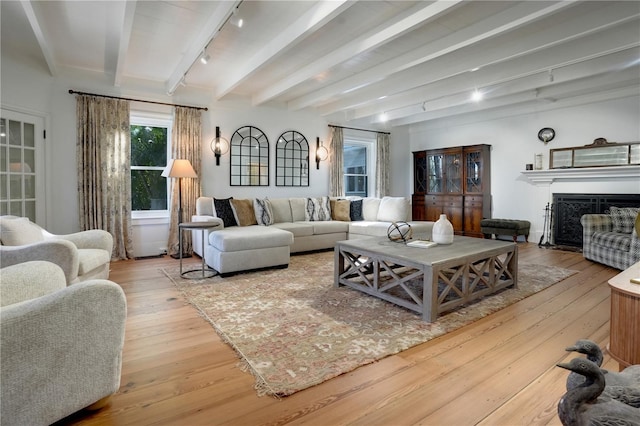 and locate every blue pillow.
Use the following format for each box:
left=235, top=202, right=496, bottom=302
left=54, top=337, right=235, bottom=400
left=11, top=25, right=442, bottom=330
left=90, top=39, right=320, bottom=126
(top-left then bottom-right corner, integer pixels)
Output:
left=214, top=197, right=238, bottom=227
left=350, top=199, right=363, bottom=221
